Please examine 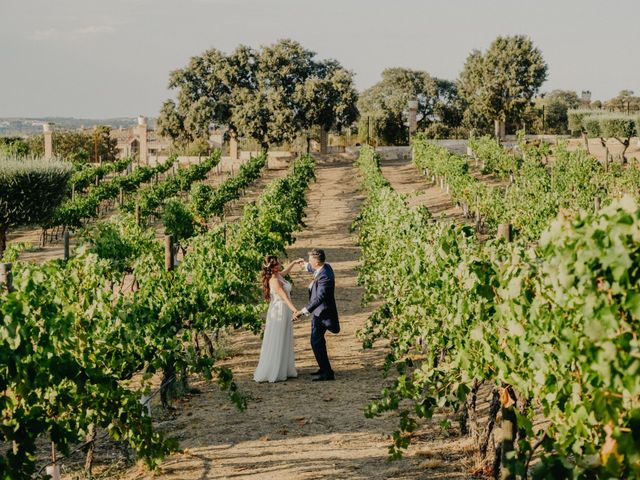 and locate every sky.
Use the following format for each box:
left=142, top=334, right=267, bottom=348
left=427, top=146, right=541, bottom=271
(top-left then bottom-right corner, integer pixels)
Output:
left=0, top=0, right=637, bottom=118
